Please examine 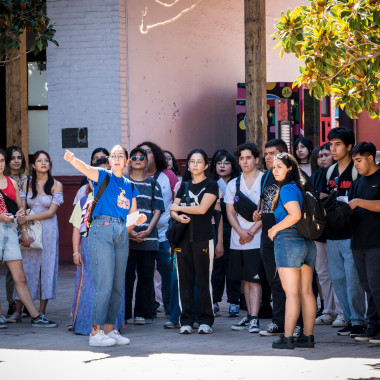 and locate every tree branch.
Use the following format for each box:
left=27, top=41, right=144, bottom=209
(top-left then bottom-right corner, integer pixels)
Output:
left=0, top=49, right=32, bottom=65
left=140, top=0, right=203, bottom=34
